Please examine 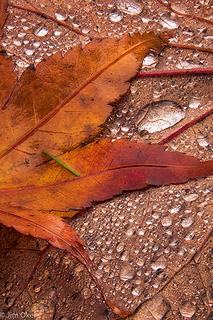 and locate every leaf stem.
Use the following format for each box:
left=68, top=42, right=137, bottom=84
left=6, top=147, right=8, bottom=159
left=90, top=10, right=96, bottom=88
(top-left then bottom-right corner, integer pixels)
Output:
left=167, top=42, right=213, bottom=54
left=159, top=108, right=213, bottom=145
left=43, top=151, right=80, bottom=176
left=155, top=0, right=213, bottom=26
left=137, top=68, right=213, bottom=78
